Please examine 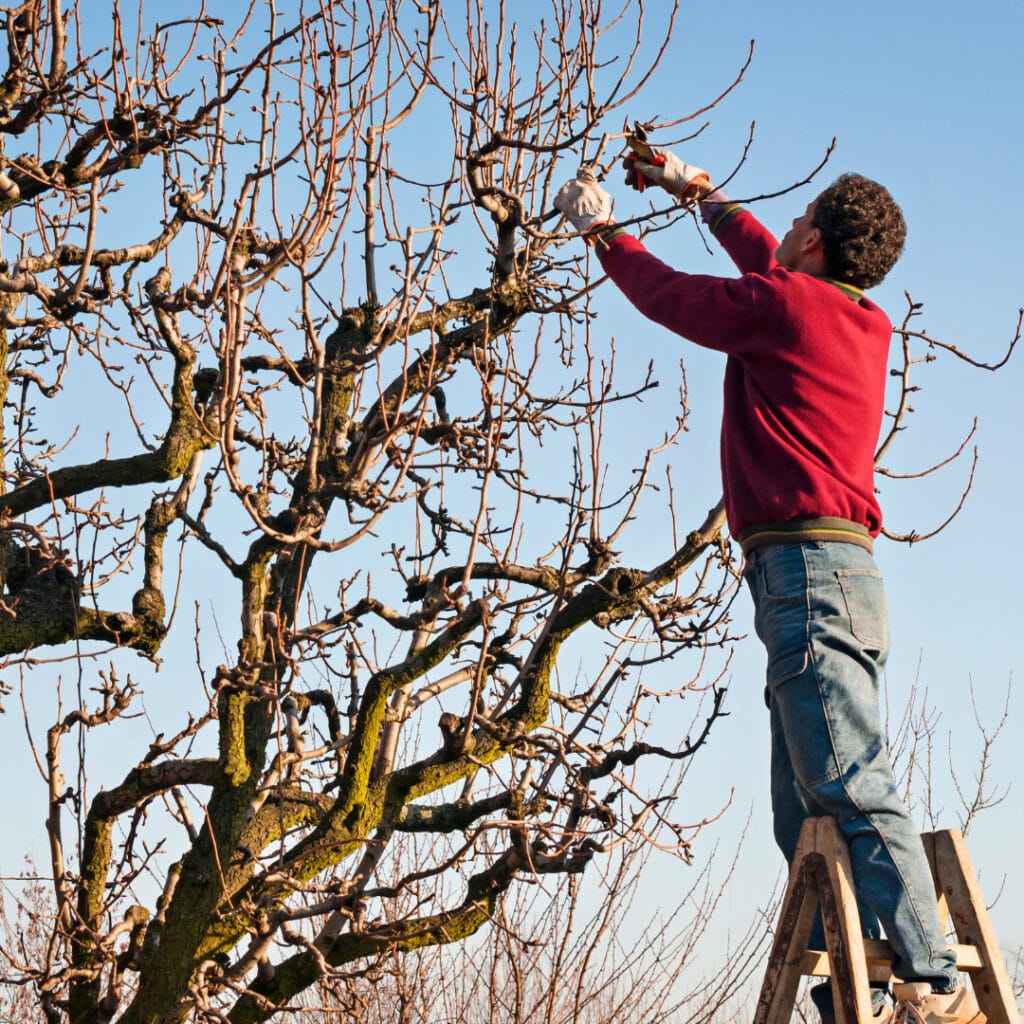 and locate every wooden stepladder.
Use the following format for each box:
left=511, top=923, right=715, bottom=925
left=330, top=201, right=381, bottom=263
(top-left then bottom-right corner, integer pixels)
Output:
left=753, top=816, right=1021, bottom=1024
